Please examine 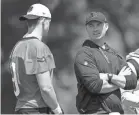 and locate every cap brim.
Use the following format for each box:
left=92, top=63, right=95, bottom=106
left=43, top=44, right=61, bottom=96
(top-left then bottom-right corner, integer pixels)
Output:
left=19, top=15, right=39, bottom=21
left=86, top=19, right=104, bottom=25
